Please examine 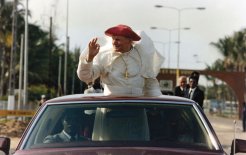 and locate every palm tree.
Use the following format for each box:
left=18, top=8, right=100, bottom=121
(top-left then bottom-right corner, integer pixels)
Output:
left=210, top=29, right=246, bottom=72
left=0, top=1, right=86, bottom=101
left=208, top=29, right=246, bottom=113
left=210, top=36, right=236, bottom=71
left=232, top=29, right=246, bottom=71
left=0, top=1, right=14, bottom=97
